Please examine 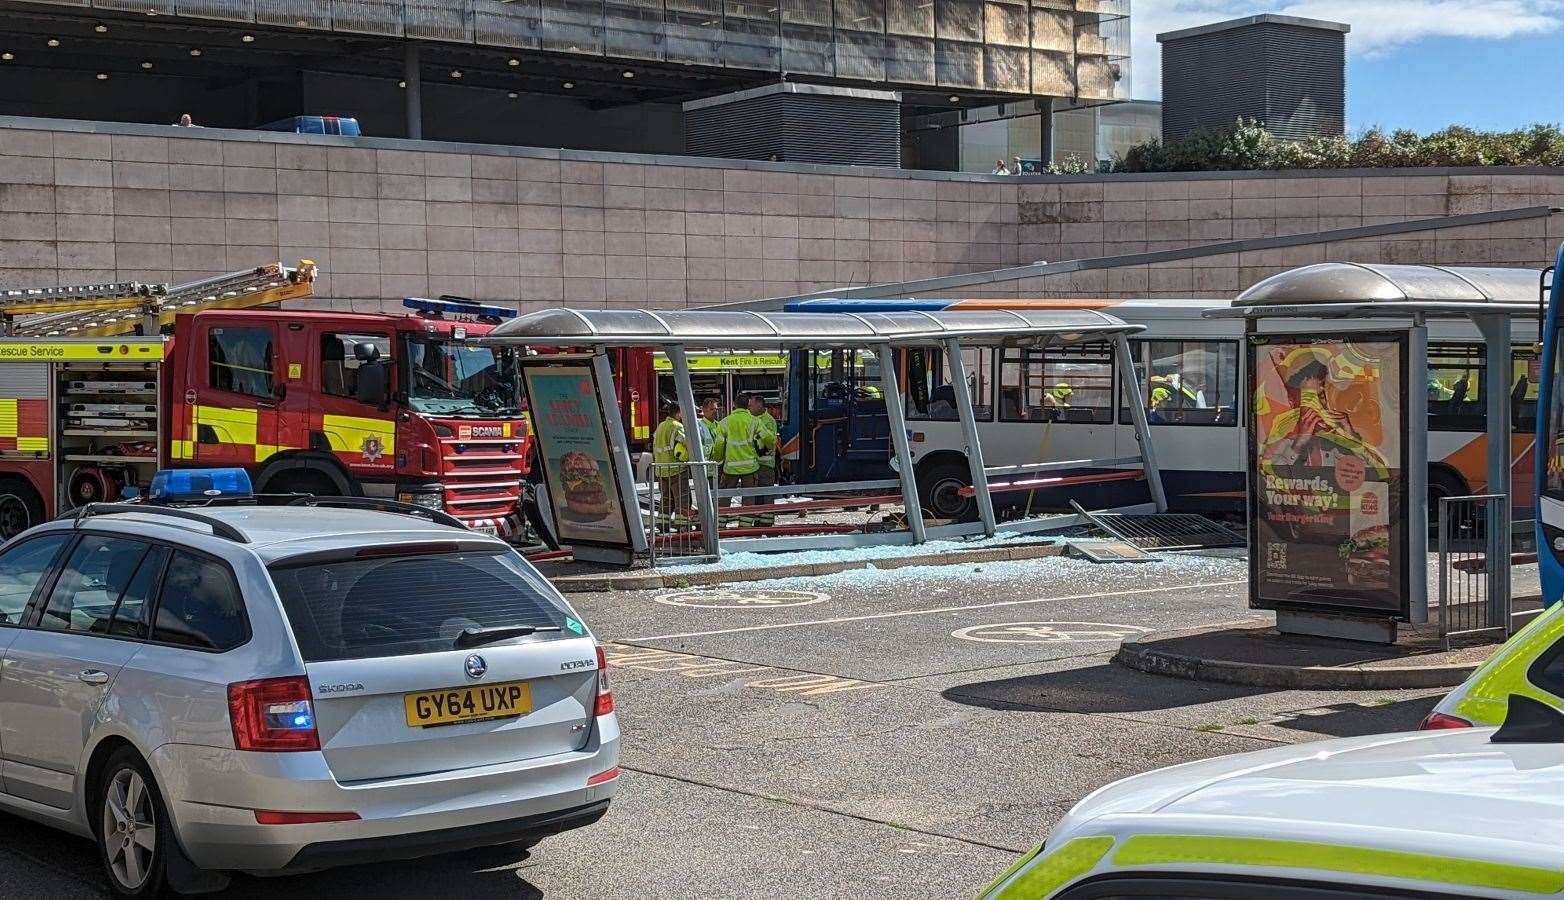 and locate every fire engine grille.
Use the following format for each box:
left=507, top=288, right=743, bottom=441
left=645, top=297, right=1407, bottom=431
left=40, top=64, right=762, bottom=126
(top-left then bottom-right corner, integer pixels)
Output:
left=439, top=437, right=524, bottom=521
